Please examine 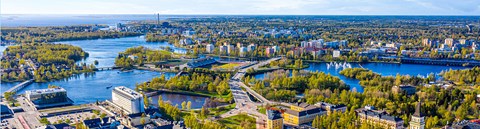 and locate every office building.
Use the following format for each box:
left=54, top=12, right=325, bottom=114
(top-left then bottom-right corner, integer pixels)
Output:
left=356, top=106, right=404, bottom=129
left=112, top=86, right=145, bottom=114
left=206, top=44, right=215, bottom=53
left=283, top=102, right=326, bottom=126
left=445, top=38, right=454, bottom=47
left=25, top=87, right=73, bottom=108
left=267, top=109, right=283, bottom=129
